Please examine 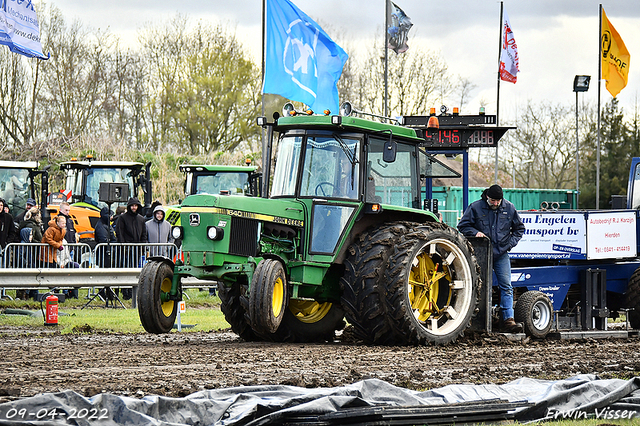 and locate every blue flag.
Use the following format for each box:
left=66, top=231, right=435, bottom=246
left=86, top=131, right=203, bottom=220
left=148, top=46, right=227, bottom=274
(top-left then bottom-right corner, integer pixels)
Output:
left=263, top=0, right=348, bottom=113
left=0, top=0, right=48, bottom=59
